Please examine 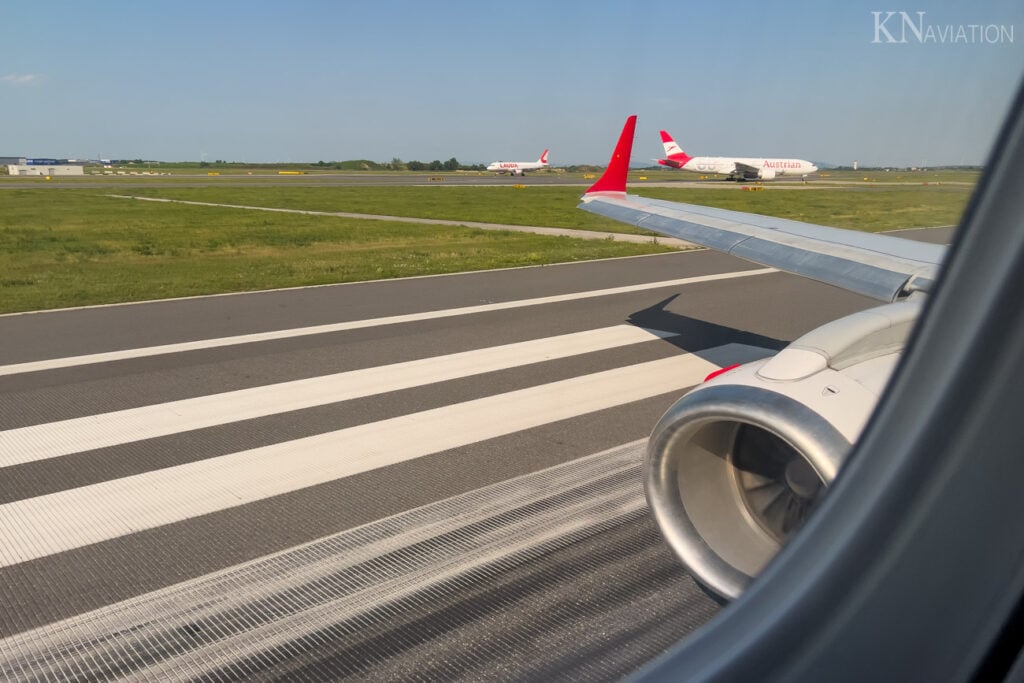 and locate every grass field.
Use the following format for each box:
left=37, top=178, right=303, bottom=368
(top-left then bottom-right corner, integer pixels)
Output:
left=0, top=178, right=973, bottom=314
left=629, top=185, right=970, bottom=232
left=108, top=186, right=647, bottom=234
left=806, top=168, right=981, bottom=184
left=110, top=181, right=972, bottom=234
left=0, top=189, right=674, bottom=314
